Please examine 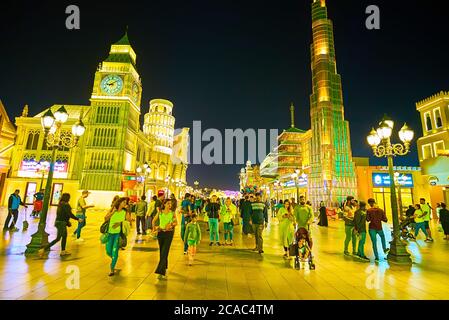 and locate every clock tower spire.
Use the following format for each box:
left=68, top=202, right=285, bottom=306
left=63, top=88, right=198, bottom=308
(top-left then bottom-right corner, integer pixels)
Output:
left=81, top=29, right=143, bottom=191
